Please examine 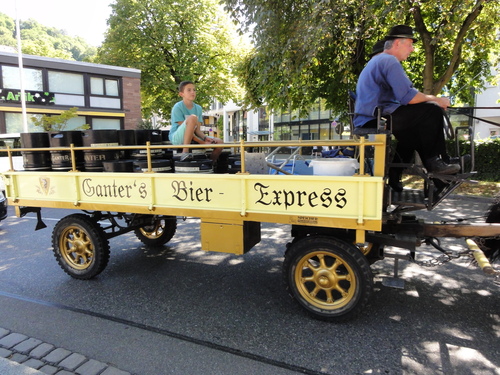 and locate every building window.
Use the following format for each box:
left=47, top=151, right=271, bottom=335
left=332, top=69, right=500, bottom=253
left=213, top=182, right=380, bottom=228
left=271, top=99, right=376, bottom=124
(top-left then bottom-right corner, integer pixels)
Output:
left=2, top=66, right=43, bottom=91
left=258, top=107, right=269, bottom=131
left=279, top=124, right=291, bottom=140
left=5, top=112, right=40, bottom=133
left=320, top=123, right=331, bottom=140
left=90, top=77, right=121, bottom=109
left=309, top=124, right=319, bottom=140
left=272, top=110, right=281, bottom=124
left=48, top=71, right=85, bottom=107
left=54, top=94, right=85, bottom=107
left=4, top=113, right=89, bottom=133
left=90, top=77, right=119, bottom=96
left=89, top=97, right=121, bottom=109
left=310, top=99, right=320, bottom=120
left=320, top=99, right=331, bottom=120
left=281, top=107, right=290, bottom=123
left=290, top=124, right=300, bottom=140
left=48, top=71, right=84, bottom=95
left=91, top=118, right=121, bottom=130
left=63, top=116, right=88, bottom=131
